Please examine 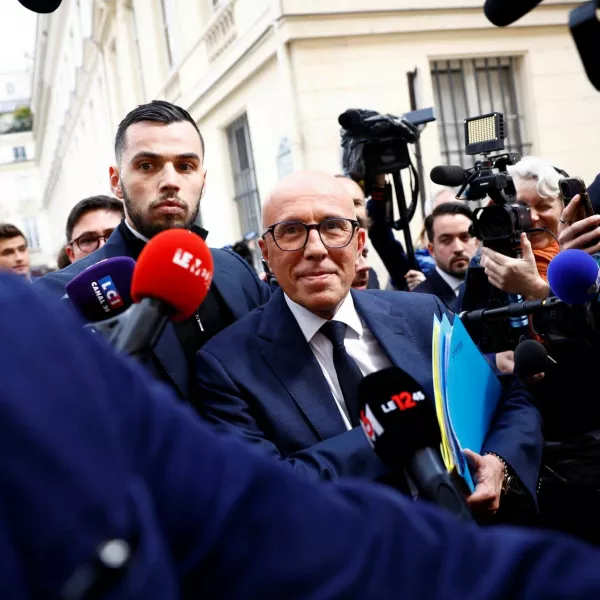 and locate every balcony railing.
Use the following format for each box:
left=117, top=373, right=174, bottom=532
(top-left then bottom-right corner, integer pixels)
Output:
left=206, top=2, right=237, bottom=62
